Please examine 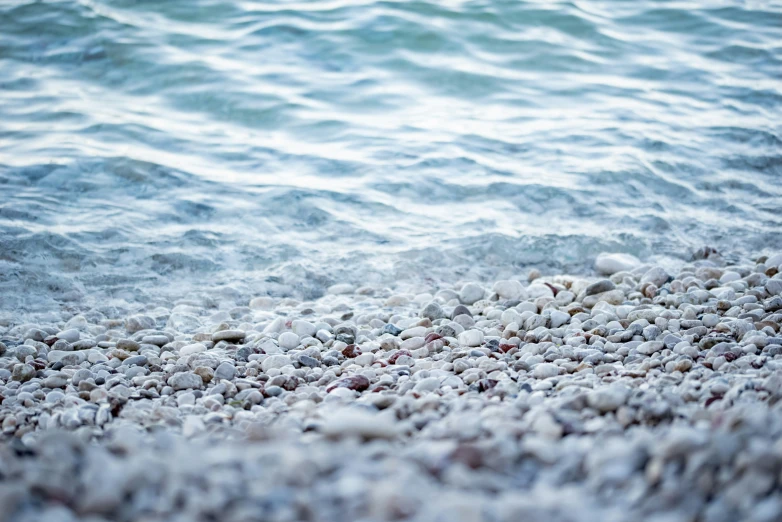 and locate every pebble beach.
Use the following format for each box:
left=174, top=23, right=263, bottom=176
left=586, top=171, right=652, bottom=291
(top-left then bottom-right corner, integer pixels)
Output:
left=2, top=251, right=782, bottom=522
left=3, top=0, right=782, bottom=520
